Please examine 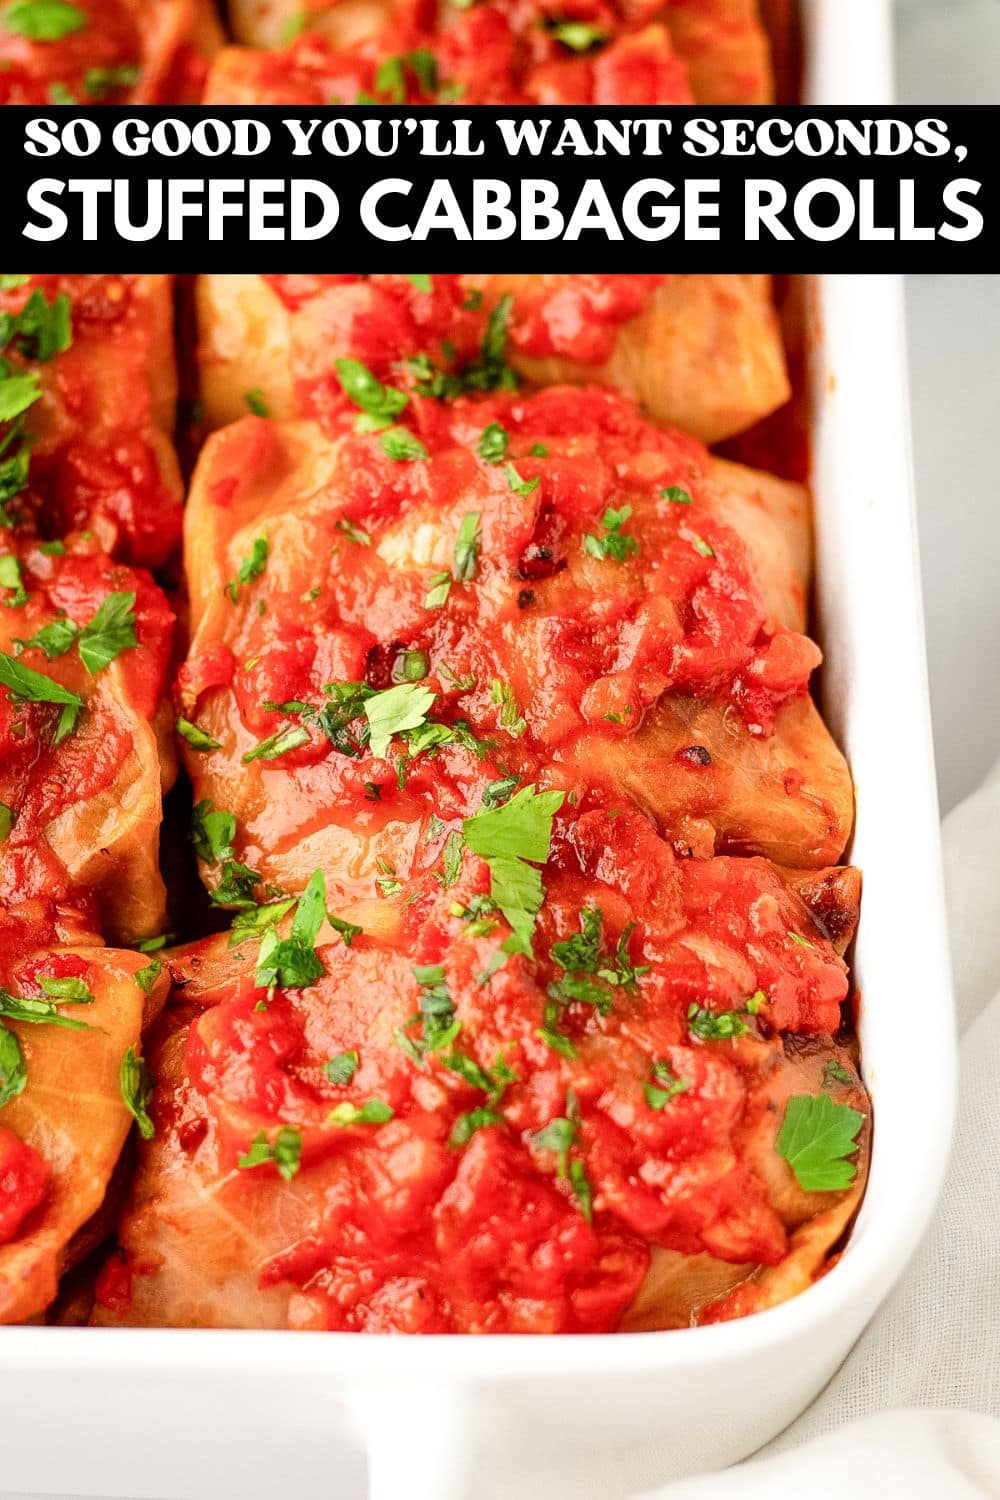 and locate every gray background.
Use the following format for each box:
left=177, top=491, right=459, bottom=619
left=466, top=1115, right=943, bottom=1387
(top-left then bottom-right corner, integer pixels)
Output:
left=899, top=0, right=1000, bottom=810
